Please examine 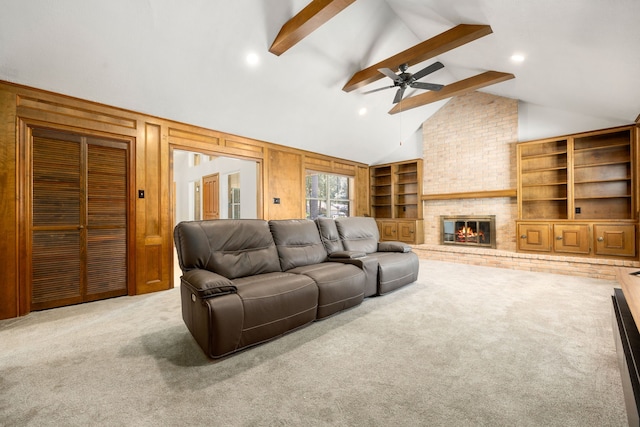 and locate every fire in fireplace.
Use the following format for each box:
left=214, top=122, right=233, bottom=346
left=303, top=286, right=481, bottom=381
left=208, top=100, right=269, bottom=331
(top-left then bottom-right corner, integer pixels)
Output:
left=441, top=215, right=496, bottom=248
